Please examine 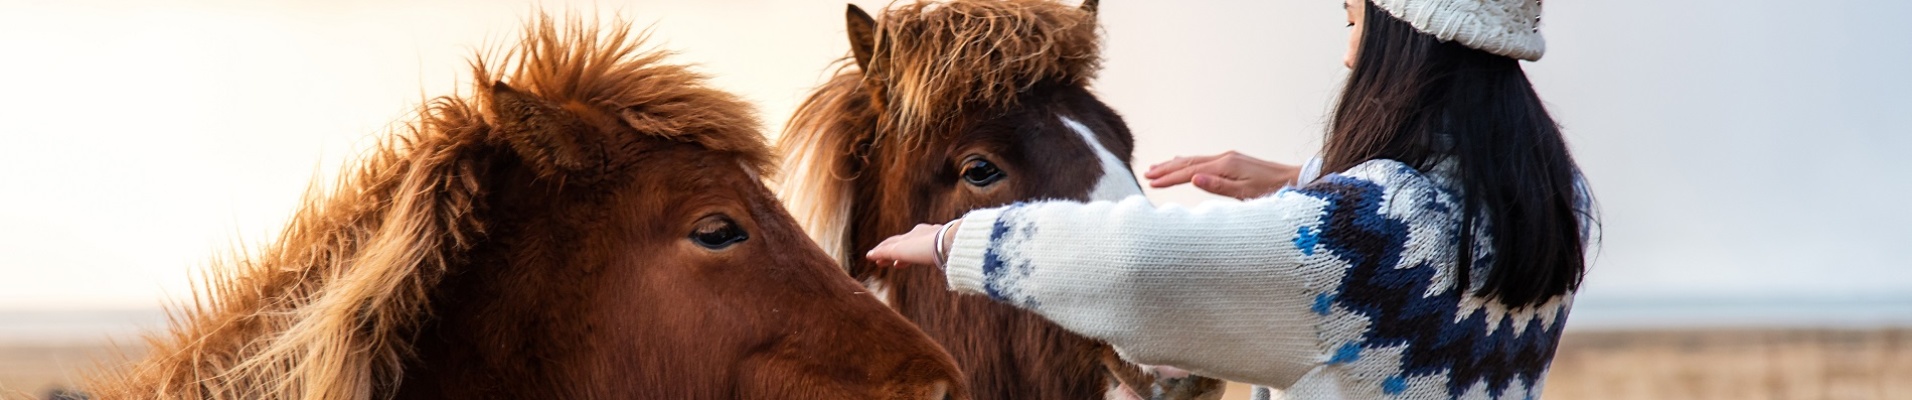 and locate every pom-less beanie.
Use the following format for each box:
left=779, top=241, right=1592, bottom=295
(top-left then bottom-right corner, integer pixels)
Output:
left=1370, top=0, right=1545, bottom=61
